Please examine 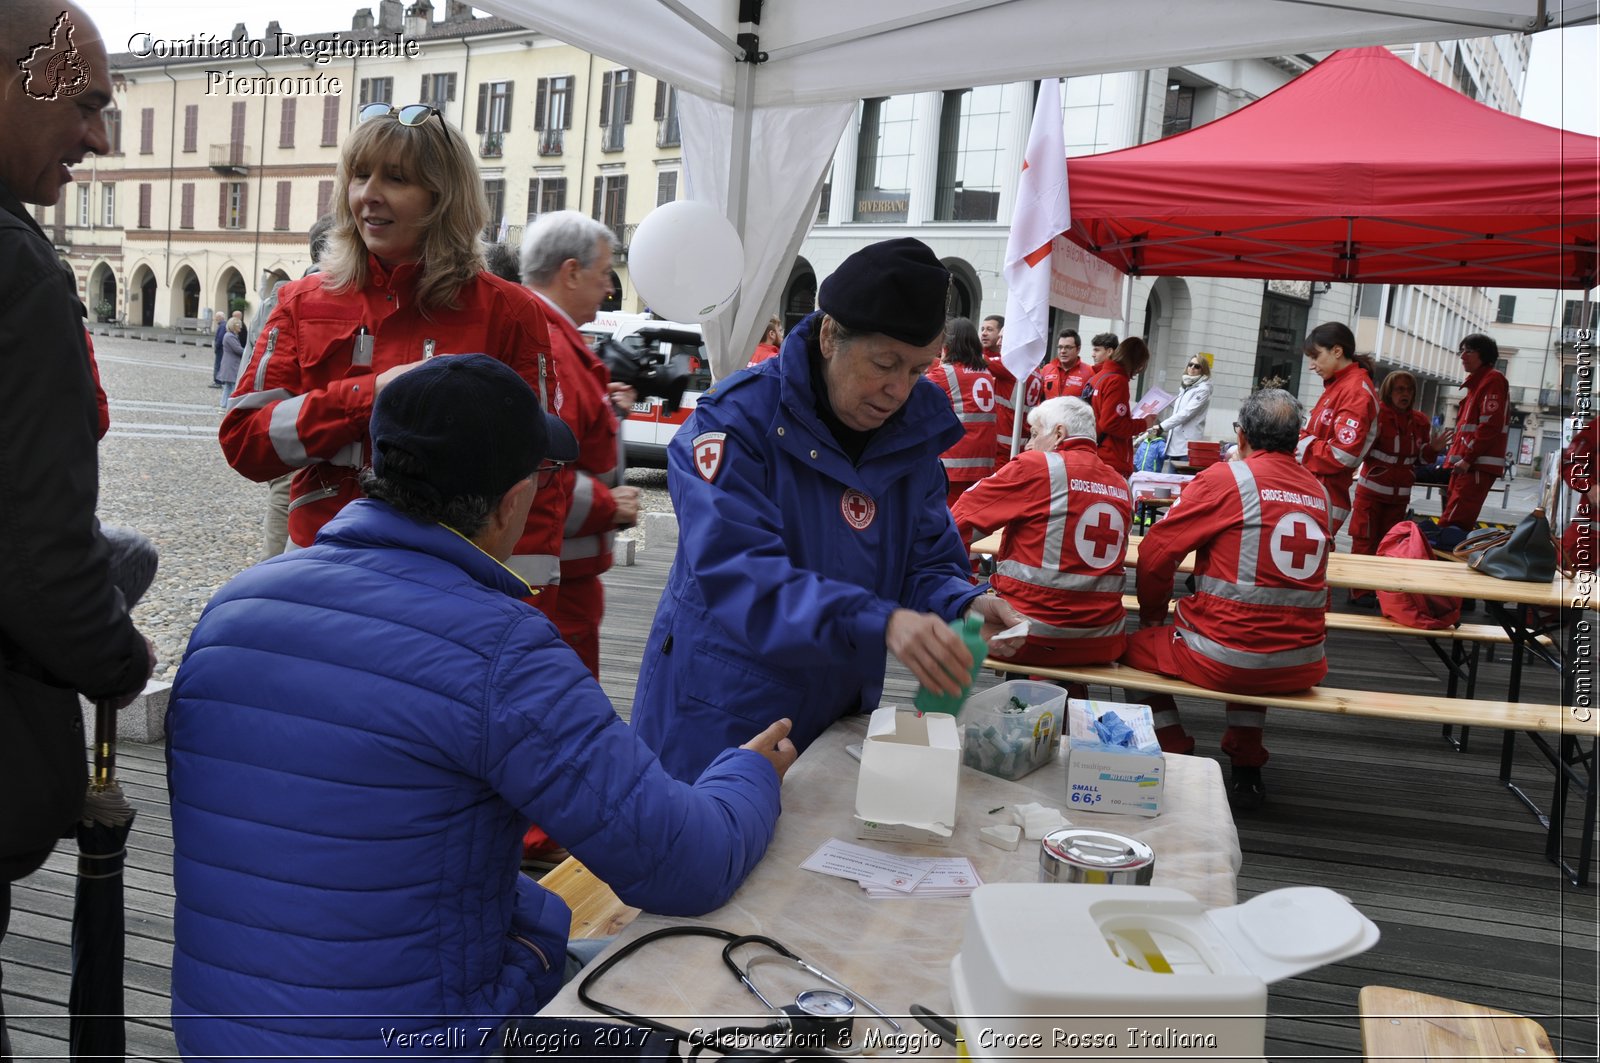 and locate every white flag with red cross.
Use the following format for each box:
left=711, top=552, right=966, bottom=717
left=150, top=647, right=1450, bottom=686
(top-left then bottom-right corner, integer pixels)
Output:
left=1001, top=78, right=1068, bottom=389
